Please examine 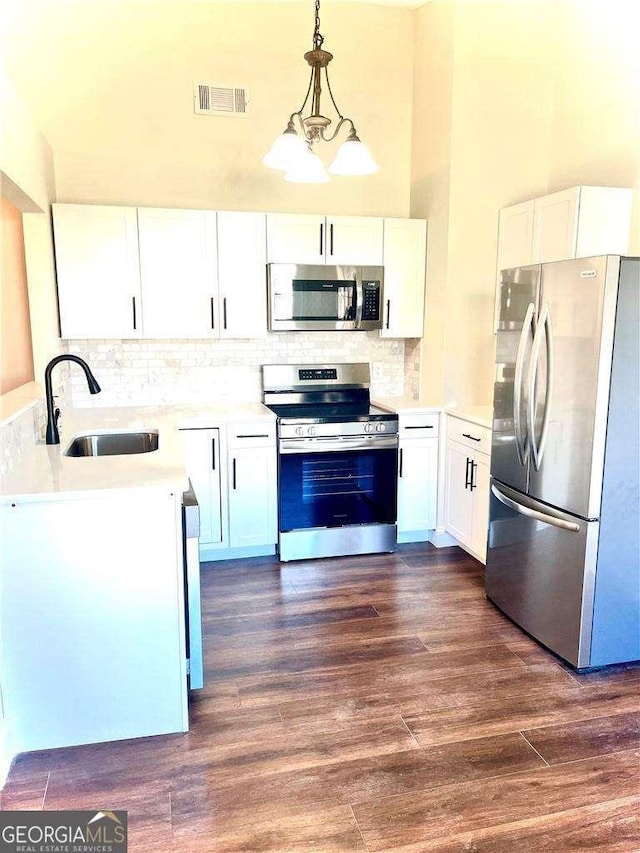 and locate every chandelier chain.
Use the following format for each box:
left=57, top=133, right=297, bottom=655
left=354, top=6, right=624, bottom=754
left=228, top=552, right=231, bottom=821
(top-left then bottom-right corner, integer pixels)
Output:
left=313, top=0, right=324, bottom=49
